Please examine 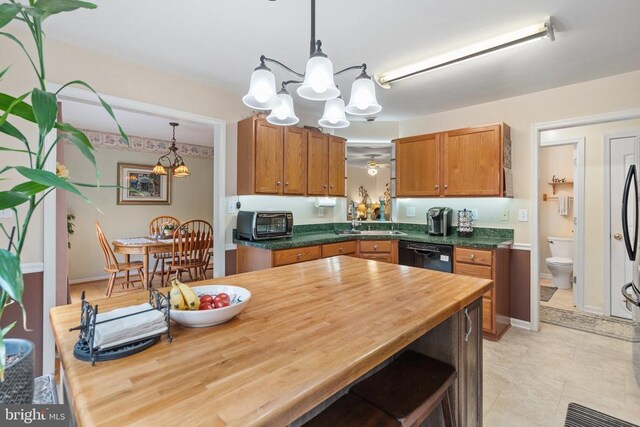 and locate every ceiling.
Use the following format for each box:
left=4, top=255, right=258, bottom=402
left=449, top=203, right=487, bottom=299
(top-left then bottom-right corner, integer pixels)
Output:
left=37, top=0, right=640, bottom=121
left=347, top=144, right=392, bottom=168
left=60, top=99, right=215, bottom=146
